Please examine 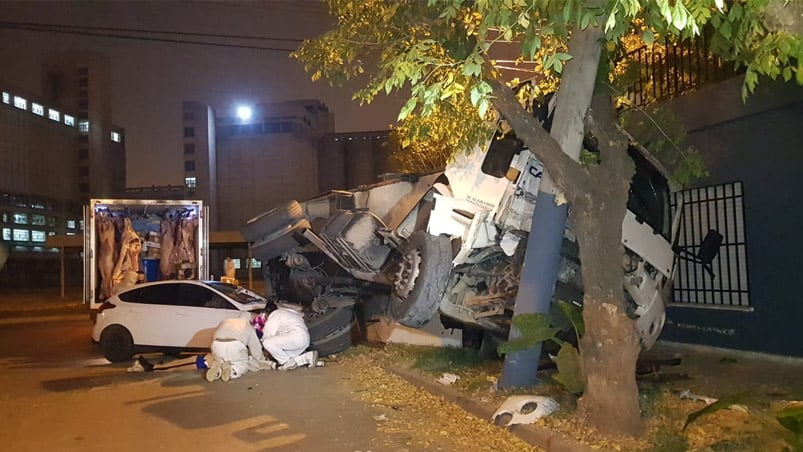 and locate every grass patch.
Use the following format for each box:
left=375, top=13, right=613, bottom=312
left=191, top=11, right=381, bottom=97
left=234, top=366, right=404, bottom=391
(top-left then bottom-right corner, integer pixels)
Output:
left=411, top=346, right=487, bottom=374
